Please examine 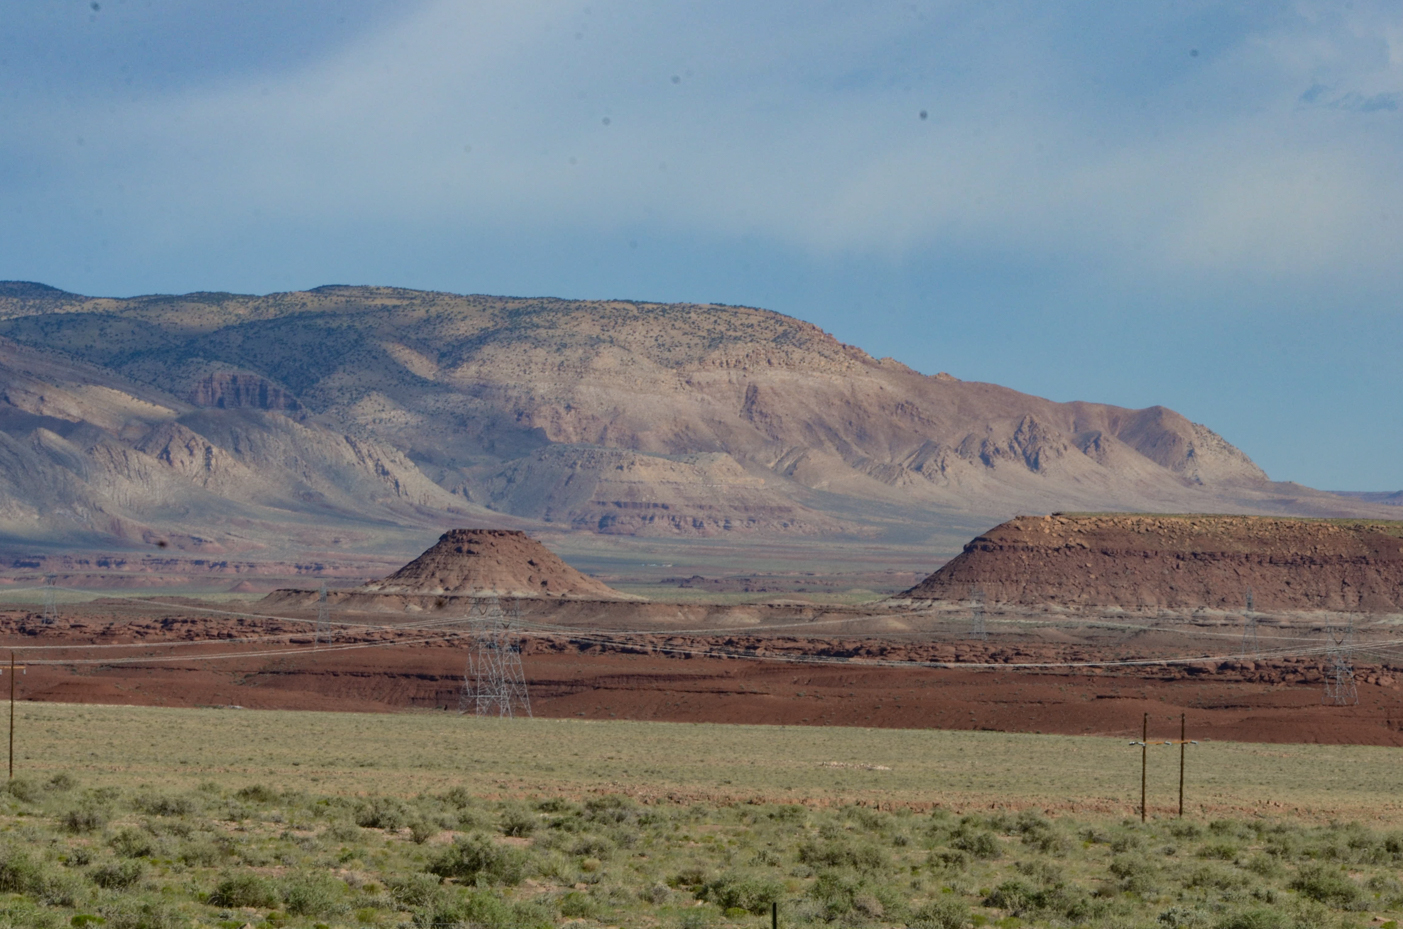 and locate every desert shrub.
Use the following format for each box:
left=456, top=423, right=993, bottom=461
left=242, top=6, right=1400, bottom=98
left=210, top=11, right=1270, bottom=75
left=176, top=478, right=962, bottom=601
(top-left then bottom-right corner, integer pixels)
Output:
left=1289, top=863, right=1364, bottom=908
left=233, top=783, right=277, bottom=804
left=428, top=833, right=526, bottom=885
left=5, top=777, right=41, bottom=804
left=409, top=819, right=438, bottom=844
left=840, top=804, right=889, bottom=833
left=209, top=871, right=280, bottom=908
left=927, top=849, right=969, bottom=871
left=1242, top=853, right=1282, bottom=878
left=442, top=786, right=475, bottom=808
left=1197, top=841, right=1238, bottom=860
left=1213, top=908, right=1287, bottom=929
left=569, top=833, right=616, bottom=860
left=1110, top=831, right=1145, bottom=853
left=356, top=796, right=410, bottom=831
left=62, top=805, right=108, bottom=834
left=102, top=901, right=186, bottom=929
left=177, top=837, right=229, bottom=867
left=1167, top=822, right=1203, bottom=839
left=323, top=819, right=361, bottom=842
left=0, top=844, right=44, bottom=894
left=413, top=888, right=552, bottom=929
left=91, top=859, right=143, bottom=890
left=1017, top=813, right=1068, bottom=855
left=386, top=872, right=444, bottom=908
left=797, top=838, right=888, bottom=872
left=34, top=870, right=81, bottom=907
left=984, top=879, right=1037, bottom=915
left=1380, top=832, right=1403, bottom=862
left=1156, top=905, right=1212, bottom=927
left=282, top=870, right=344, bottom=917
left=910, top=894, right=970, bottom=929
left=66, top=847, right=94, bottom=867
left=500, top=807, right=537, bottom=837
left=109, top=827, right=156, bottom=859
left=558, top=890, right=600, bottom=918
left=671, top=865, right=709, bottom=889
left=584, top=794, right=637, bottom=825
left=1183, top=864, right=1248, bottom=891
left=1109, top=854, right=1159, bottom=895
left=46, top=772, right=76, bottom=792
left=769, top=804, right=806, bottom=823
left=806, top=870, right=861, bottom=919
left=136, top=794, right=194, bottom=817
left=949, top=828, right=1000, bottom=860
left=534, top=796, right=575, bottom=814
left=698, top=872, right=783, bottom=914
